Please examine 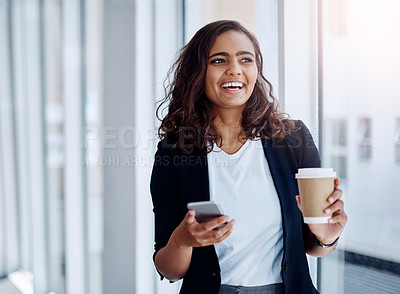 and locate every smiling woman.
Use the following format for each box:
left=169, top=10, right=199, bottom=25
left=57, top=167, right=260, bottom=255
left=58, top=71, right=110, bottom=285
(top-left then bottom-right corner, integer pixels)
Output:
left=151, top=20, right=347, bottom=294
